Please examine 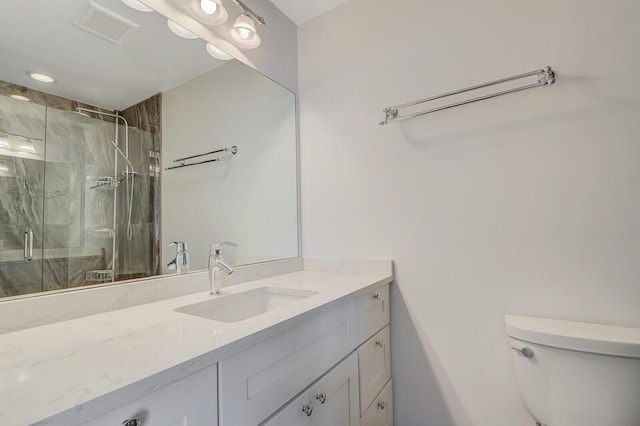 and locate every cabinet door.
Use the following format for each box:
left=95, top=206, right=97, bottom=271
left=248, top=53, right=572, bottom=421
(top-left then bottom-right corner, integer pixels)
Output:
left=84, top=364, right=218, bottom=426
left=262, top=352, right=359, bottom=426
left=358, top=325, right=391, bottom=414
left=361, top=380, right=393, bottom=426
